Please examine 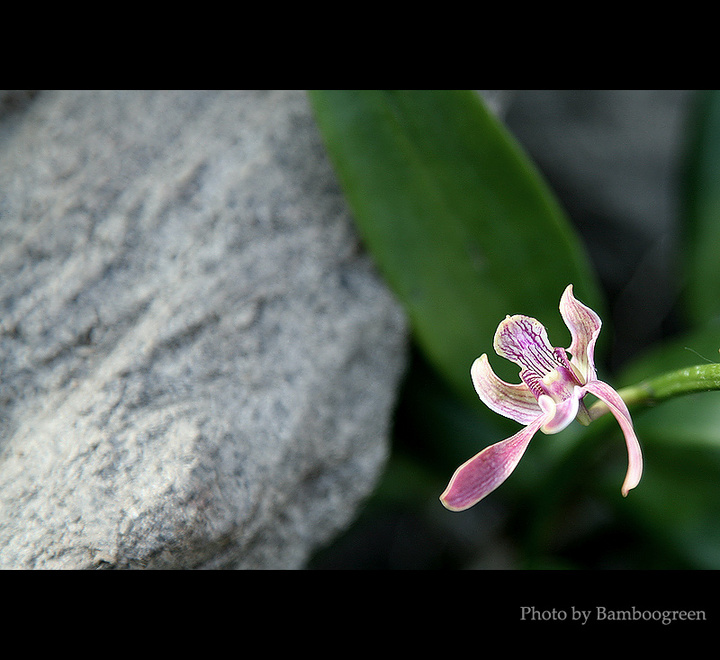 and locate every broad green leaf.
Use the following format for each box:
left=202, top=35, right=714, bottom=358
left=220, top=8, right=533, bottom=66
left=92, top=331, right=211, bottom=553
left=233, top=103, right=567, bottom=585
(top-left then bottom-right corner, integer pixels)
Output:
left=682, top=89, right=720, bottom=326
left=309, top=90, right=602, bottom=405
